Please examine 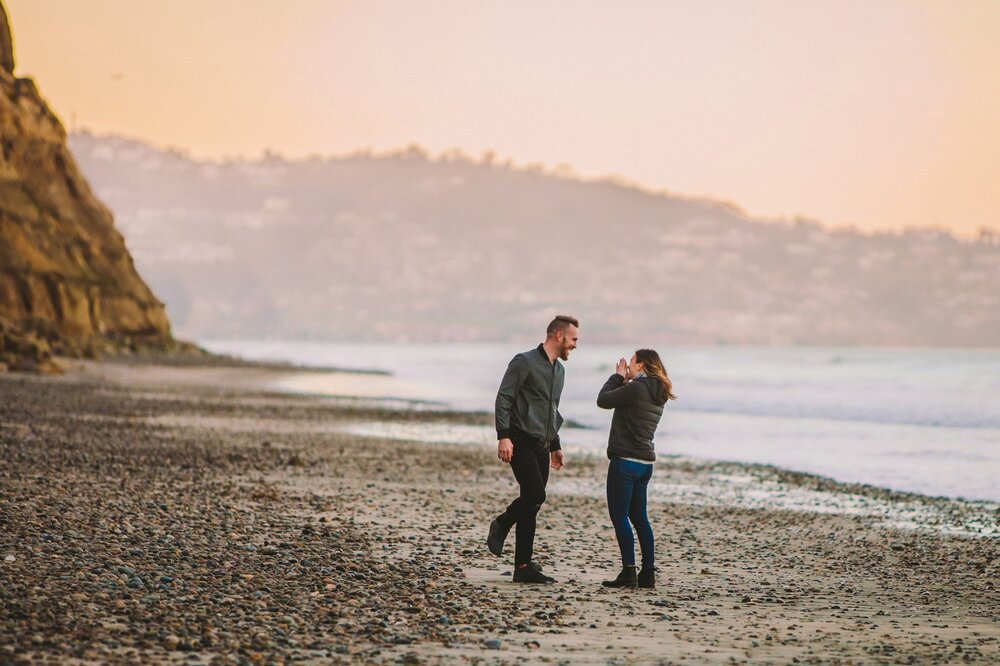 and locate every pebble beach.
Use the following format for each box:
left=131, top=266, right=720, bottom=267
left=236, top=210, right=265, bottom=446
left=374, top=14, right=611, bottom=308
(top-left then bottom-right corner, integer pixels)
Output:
left=2, top=360, right=999, bottom=664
